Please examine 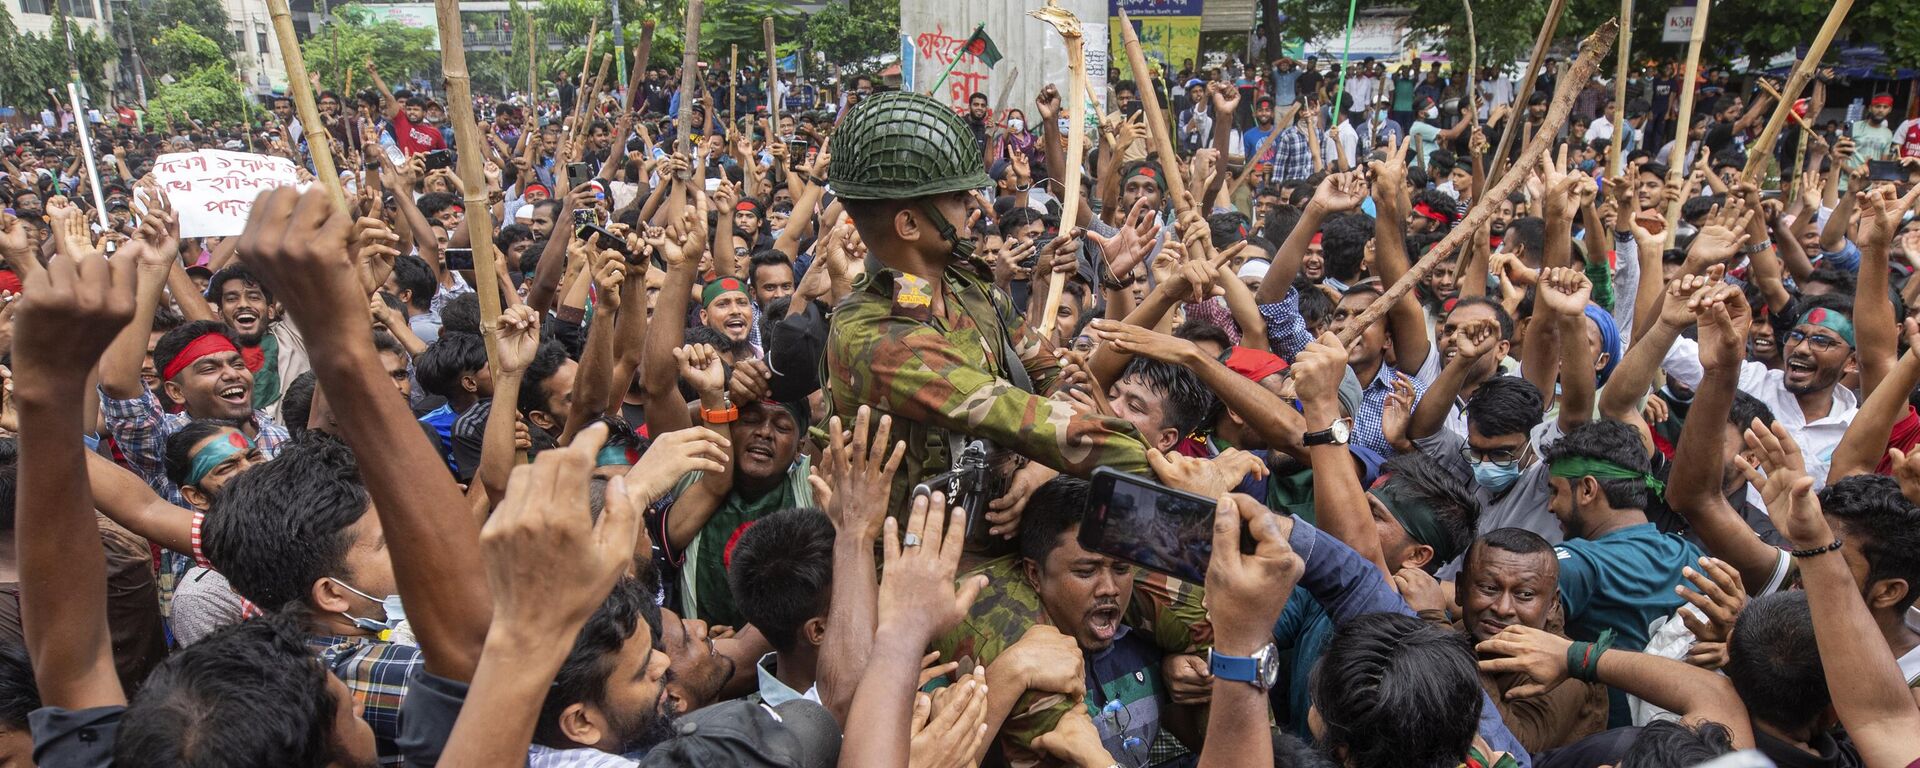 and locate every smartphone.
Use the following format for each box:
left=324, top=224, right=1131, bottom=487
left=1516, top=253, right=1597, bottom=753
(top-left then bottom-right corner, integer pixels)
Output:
left=786, top=139, right=809, bottom=162
left=704, top=177, right=723, bottom=194
left=572, top=208, right=600, bottom=227
left=421, top=149, right=454, bottom=171
left=1867, top=160, right=1907, bottom=183
left=577, top=224, right=634, bottom=262
left=443, top=247, right=474, bottom=271
left=1078, top=467, right=1249, bottom=583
